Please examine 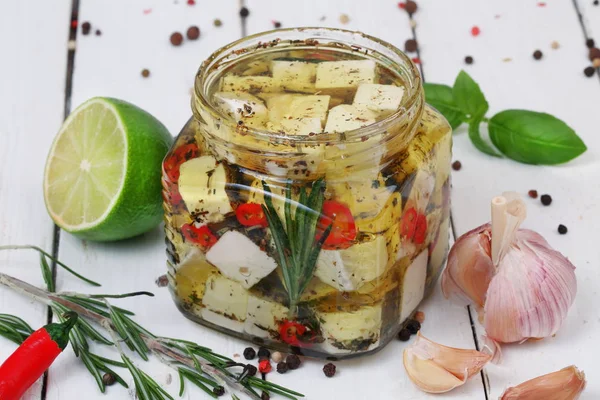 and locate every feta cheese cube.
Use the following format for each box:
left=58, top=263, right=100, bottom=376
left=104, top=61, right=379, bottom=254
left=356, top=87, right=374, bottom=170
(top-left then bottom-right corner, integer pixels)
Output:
left=244, top=294, right=289, bottom=338
left=324, top=104, right=378, bottom=133
left=400, top=250, right=428, bottom=322
left=201, top=309, right=245, bottom=333
left=353, top=83, right=405, bottom=117
left=206, top=231, right=278, bottom=288
left=222, top=75, right=281, bottom=94
left=272, top=60, right=317, bottom=93
left=267, top=94, right=330, bottom=135
left=179, top=156, right=233, bottom=221
left=213, top=92, right=268, bottom=128
left=202, top=274, right=248, bottom=321
left=317, top=303, right=382, bottom=350
left=315, top=235, right=388, bottom=292
left=315, top=60, right=376, bottom=91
